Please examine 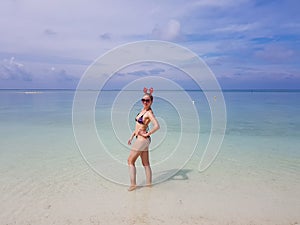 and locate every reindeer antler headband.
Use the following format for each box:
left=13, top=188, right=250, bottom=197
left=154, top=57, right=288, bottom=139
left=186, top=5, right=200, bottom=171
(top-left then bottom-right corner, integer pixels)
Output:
left=143, top=87, right=154, bottom=95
